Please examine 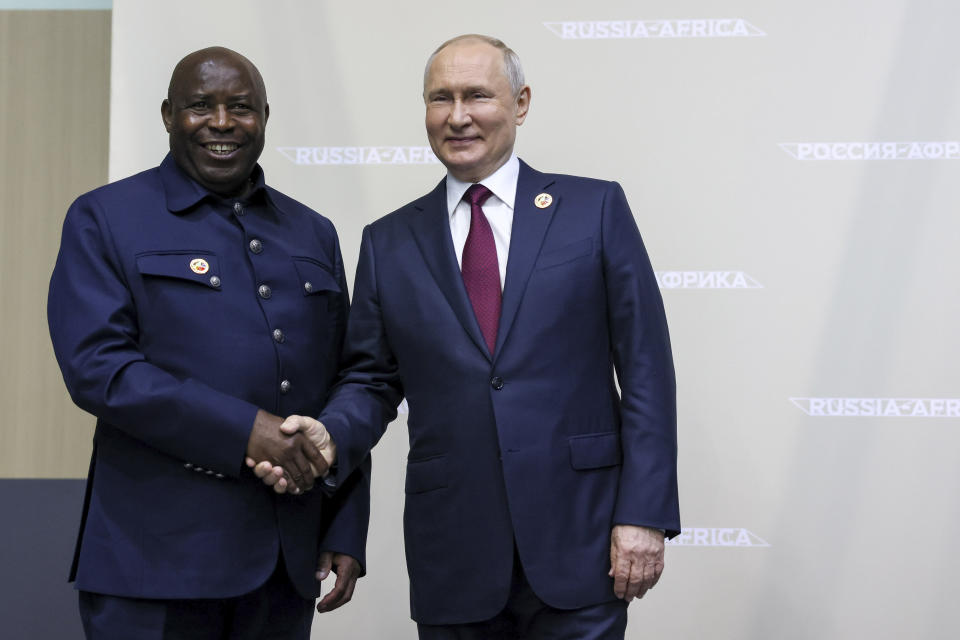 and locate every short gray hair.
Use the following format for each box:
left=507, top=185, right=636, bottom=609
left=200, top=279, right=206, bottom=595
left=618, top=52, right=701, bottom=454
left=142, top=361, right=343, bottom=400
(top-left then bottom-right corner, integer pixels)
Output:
left=423, top=34, right=525, bottom=97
